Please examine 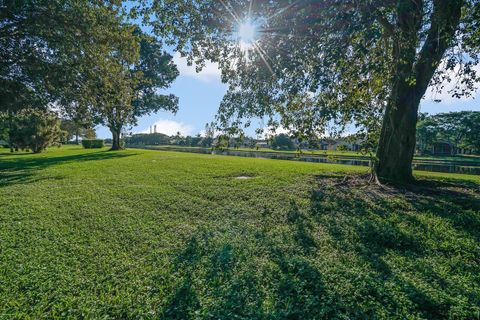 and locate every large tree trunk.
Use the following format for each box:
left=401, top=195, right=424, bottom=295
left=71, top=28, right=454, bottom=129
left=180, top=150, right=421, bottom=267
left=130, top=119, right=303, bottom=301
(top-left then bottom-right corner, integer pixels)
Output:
left=374, top=0, right=422, bottom=184
left=110, top=127, right=123, bottom=151
left=374, top=0, right=462, bottom=184
left=376, top=84, right=420, bottom=183
left=8, top=111, right=14, bottom=153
